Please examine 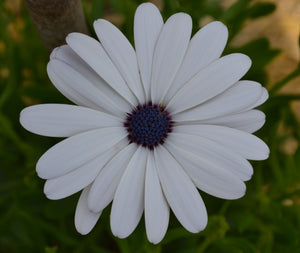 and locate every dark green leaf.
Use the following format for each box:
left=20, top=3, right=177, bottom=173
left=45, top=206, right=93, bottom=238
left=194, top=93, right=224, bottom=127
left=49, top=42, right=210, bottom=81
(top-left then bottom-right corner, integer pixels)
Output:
left=247, top=2, right=276, bottom=18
